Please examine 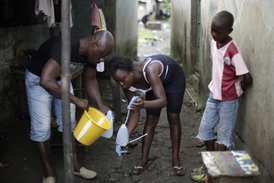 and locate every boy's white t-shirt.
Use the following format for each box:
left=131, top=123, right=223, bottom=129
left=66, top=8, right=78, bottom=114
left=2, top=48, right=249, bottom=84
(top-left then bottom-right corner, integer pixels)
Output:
left=208, top=39, right=249, bottom=101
